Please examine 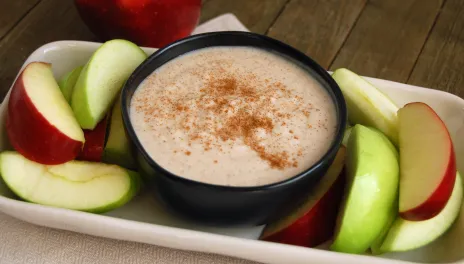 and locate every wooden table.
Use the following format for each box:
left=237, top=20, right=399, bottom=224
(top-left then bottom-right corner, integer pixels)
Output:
left=1, top=0, right=464, bottom=101
left=0, top=0, right=463, bottom=263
